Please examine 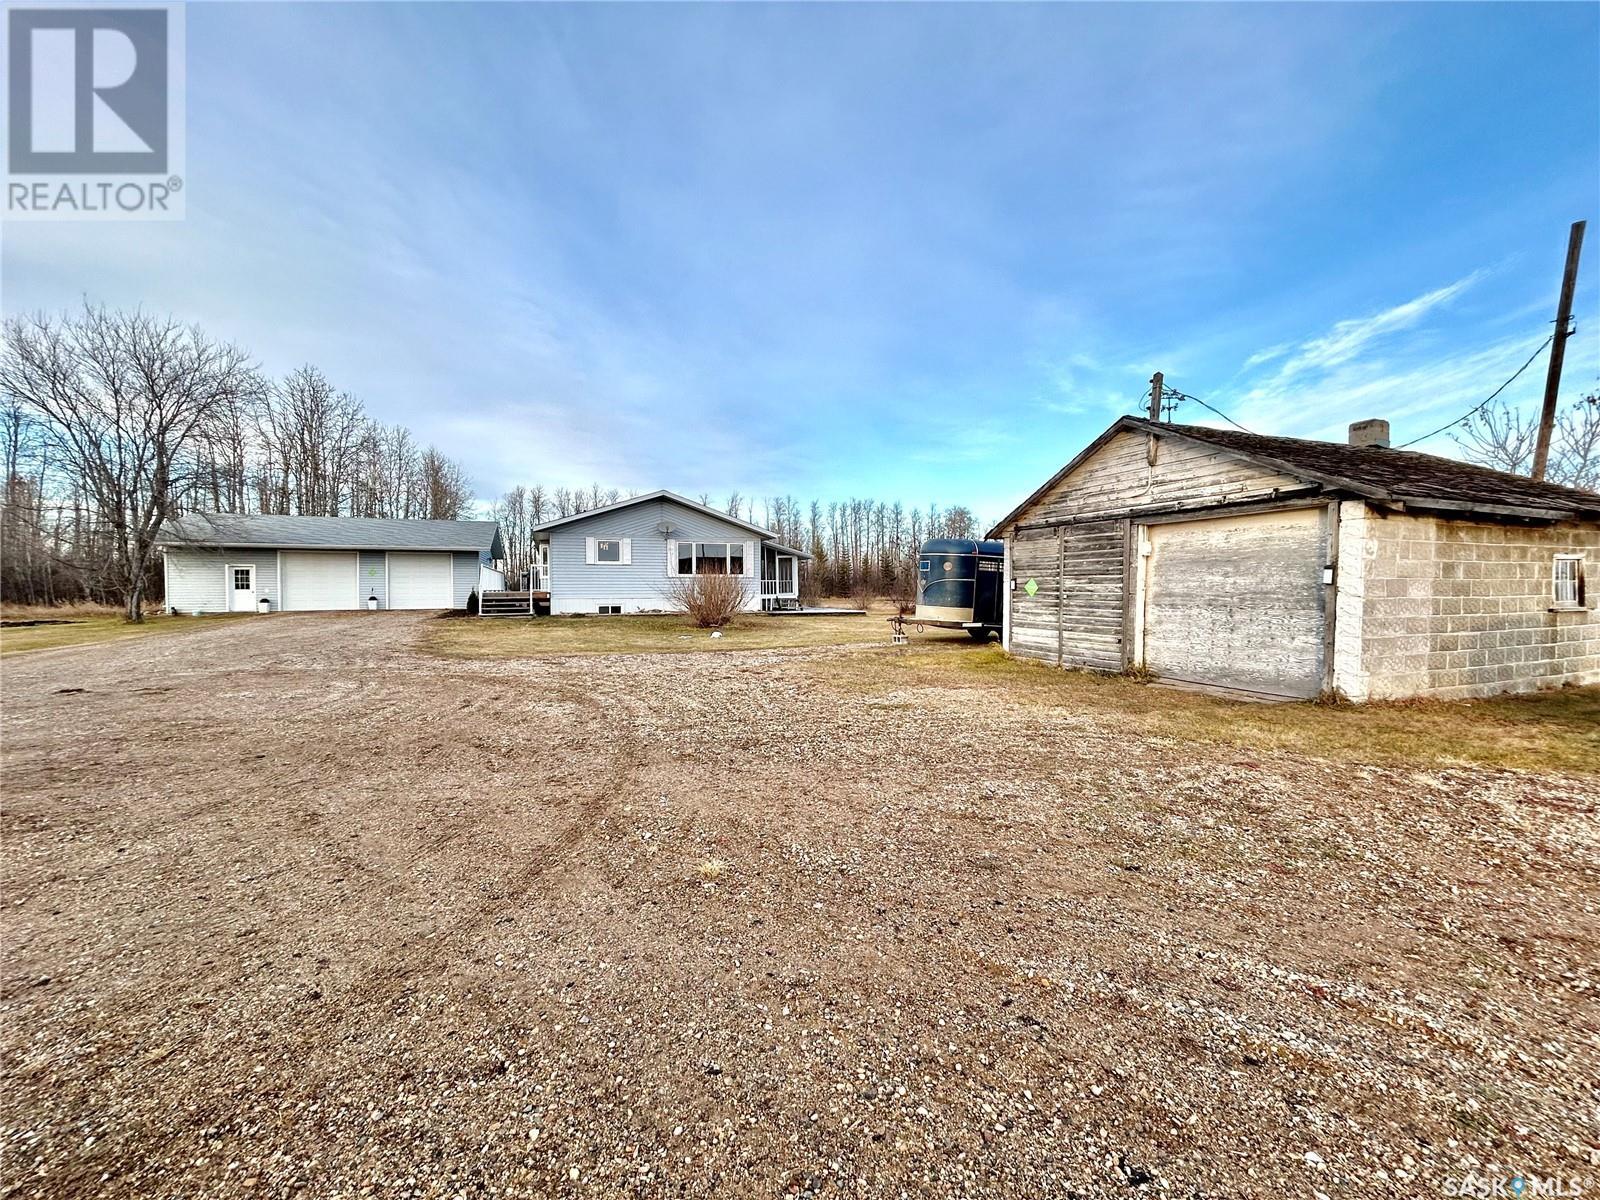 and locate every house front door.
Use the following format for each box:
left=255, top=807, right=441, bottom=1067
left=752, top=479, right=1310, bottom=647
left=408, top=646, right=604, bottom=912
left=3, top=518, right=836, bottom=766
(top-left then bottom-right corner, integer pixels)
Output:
left=228, top=564, right=257, bottom=612
left=777, top=555, right=795, bottom=593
